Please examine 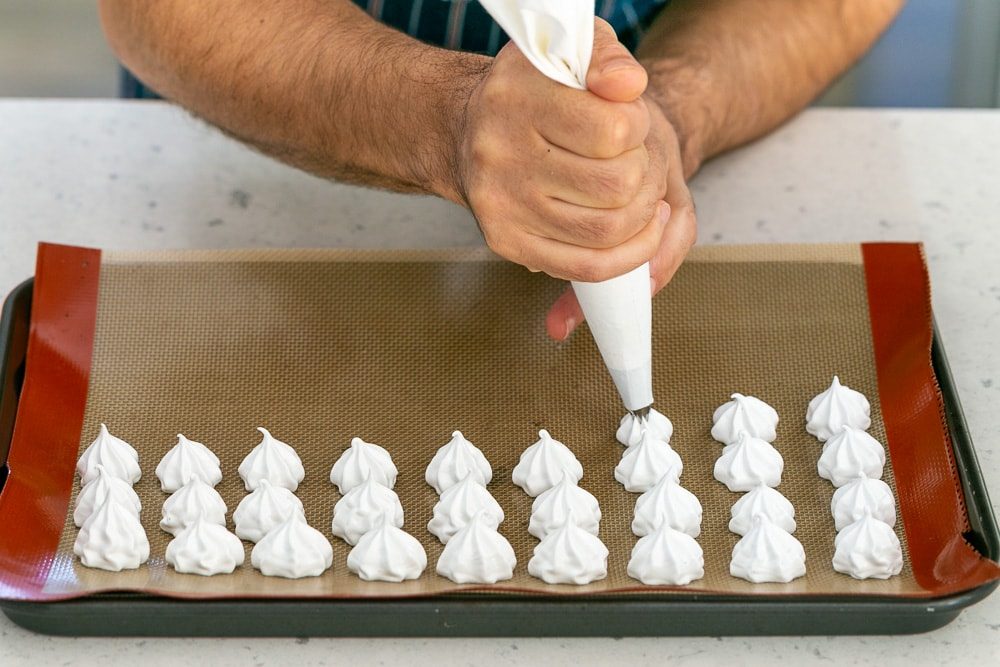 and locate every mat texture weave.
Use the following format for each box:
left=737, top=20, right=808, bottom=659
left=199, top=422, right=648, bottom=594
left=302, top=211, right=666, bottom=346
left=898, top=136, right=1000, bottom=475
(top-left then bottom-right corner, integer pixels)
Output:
left=36, top=243, right=925, bottom=598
